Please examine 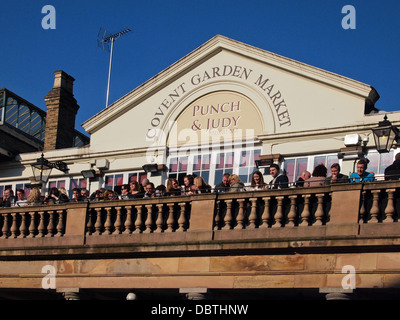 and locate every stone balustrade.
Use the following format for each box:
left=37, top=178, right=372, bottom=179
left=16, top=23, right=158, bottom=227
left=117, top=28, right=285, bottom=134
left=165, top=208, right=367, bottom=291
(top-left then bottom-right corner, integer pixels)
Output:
left=0, top=181, right=399, bottom=245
